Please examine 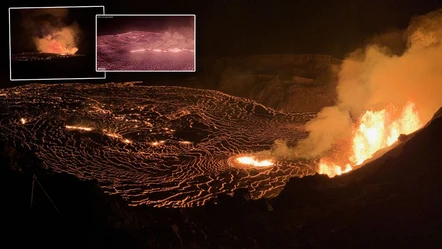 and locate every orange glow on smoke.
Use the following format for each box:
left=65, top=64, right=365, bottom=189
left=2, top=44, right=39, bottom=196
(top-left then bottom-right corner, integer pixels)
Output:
left=47, top=39, right=78, bottom=54
left=36, top=36, right=78, bottom=54
left=34, top=27, right=79, bottom=55
left=318, top=102, right=422, bottom=177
